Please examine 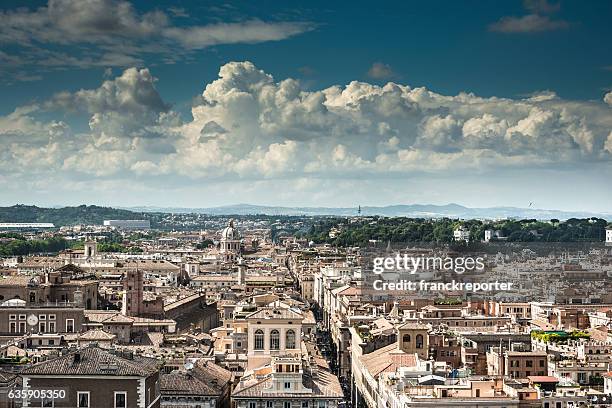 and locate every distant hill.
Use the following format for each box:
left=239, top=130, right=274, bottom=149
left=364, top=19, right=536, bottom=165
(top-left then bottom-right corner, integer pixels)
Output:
left=0, top=205, right=146, bottom=226
left=125, top=203, right=612, bottom=220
